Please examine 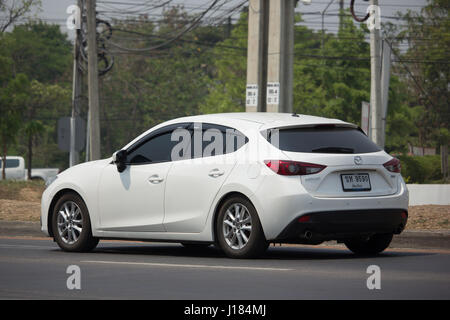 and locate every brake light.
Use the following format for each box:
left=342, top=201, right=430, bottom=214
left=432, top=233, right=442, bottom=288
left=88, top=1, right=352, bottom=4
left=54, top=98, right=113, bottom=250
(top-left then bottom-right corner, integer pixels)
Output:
left=383, top=157, right=401, bottom=173
left=264, top=160, right=326, bottom=176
